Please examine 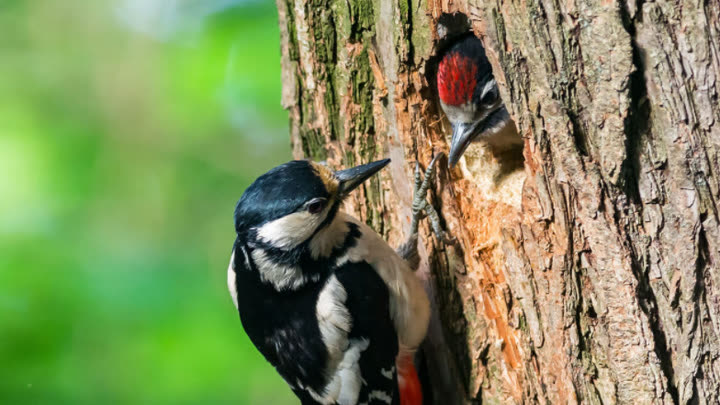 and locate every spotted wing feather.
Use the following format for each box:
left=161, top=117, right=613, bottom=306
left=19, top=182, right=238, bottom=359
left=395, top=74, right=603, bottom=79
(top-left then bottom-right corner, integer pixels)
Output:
left=334, top=260, right=400, bottom=405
